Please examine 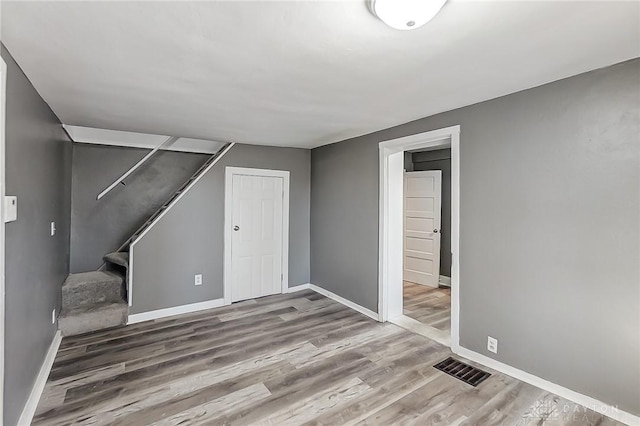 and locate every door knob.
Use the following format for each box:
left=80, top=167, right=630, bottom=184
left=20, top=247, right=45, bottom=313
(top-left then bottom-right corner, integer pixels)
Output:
left=433, top=229, right=439, bottom=233
left=233, top=225, right=240, bottom=231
